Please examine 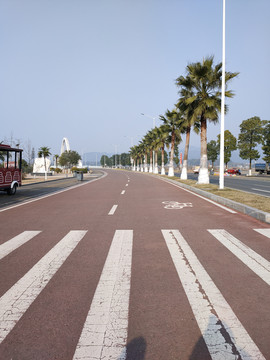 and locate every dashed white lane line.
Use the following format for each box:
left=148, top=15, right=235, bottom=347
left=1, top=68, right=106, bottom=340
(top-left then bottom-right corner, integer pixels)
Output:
left=125, top=184, right=128, bottom=187
left=0, top=230, right=87, bottom=344
left=73, top=230, right=133, bottom=360
left=121, top=190, right=126, bottom=195
left=0, top=231, right=41, bottom=260
left=208, top=229, right=270, bottom=285
left=254, top=228, right=270, bottom=238
left=162, top=229, right=265, bottom=360
left=108, top=205, right=118, bottom=215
